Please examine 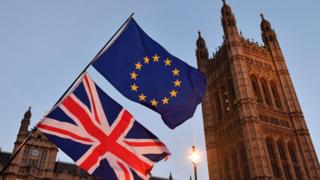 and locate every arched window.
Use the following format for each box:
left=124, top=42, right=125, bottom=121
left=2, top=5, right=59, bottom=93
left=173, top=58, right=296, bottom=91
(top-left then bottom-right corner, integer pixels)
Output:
left=40, top=149, right=47, bottom=168
left=277, top=140, right=292, bottom=180
left=266, top=138, right=281, bottom=177
left=250, top=75, right=263, bottom=103
left=261, top=78, right=272, bottom=105
left=215, top=92, right=223, bottom=119
left=22, top=146, right=31, bottom=165
left=270, top=81, right=282, bottom=108
left=288, top=143, right=297, bottom=163
left=288, top=142, right=303, bottom=180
